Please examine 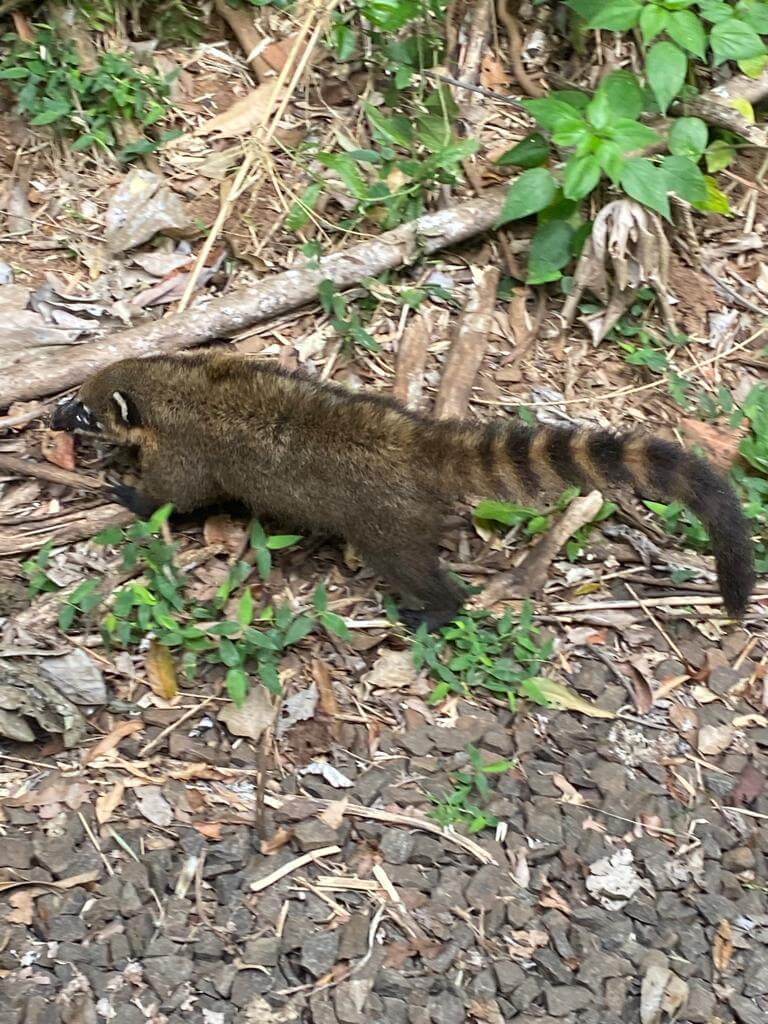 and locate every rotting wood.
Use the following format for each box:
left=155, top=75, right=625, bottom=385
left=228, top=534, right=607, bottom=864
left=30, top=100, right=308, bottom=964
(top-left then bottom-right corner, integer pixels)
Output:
left=393, top=312, right=431, bottom=410
left=434, top=266, right=501, bottom=420
left=0, top=188, right=508, bottom=408
left=0, top=505, right=133, bottom=558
